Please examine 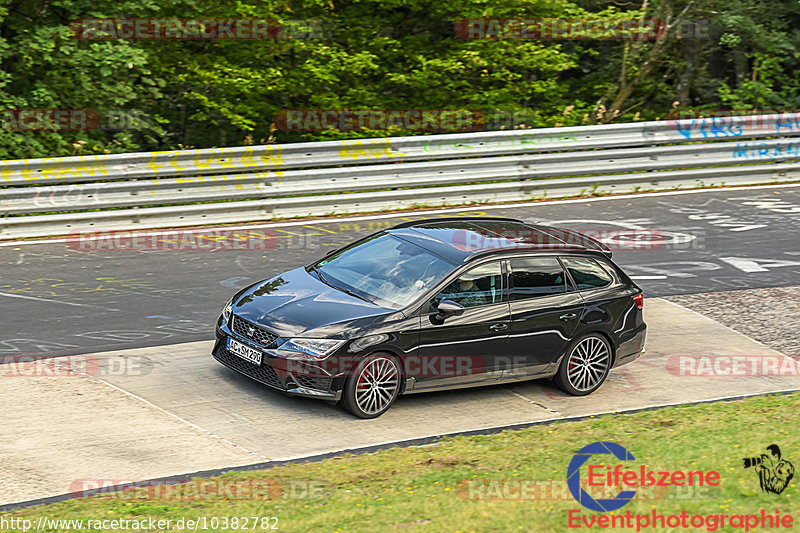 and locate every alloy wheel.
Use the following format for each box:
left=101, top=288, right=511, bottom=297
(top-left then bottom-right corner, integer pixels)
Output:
left=566, top=336, right=610, bottom=392
left=354, top=356, right=400, bottom=415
